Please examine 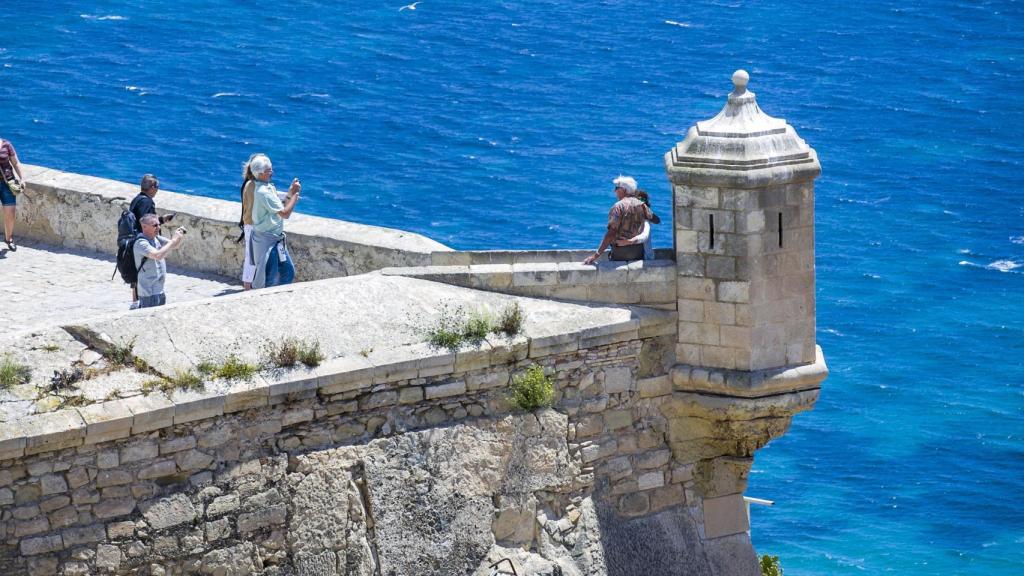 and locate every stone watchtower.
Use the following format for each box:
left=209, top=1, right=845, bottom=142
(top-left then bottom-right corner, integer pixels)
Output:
left=667, top=69, right=820, bottom=371
left=662, top=71, right=829, bottom=563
